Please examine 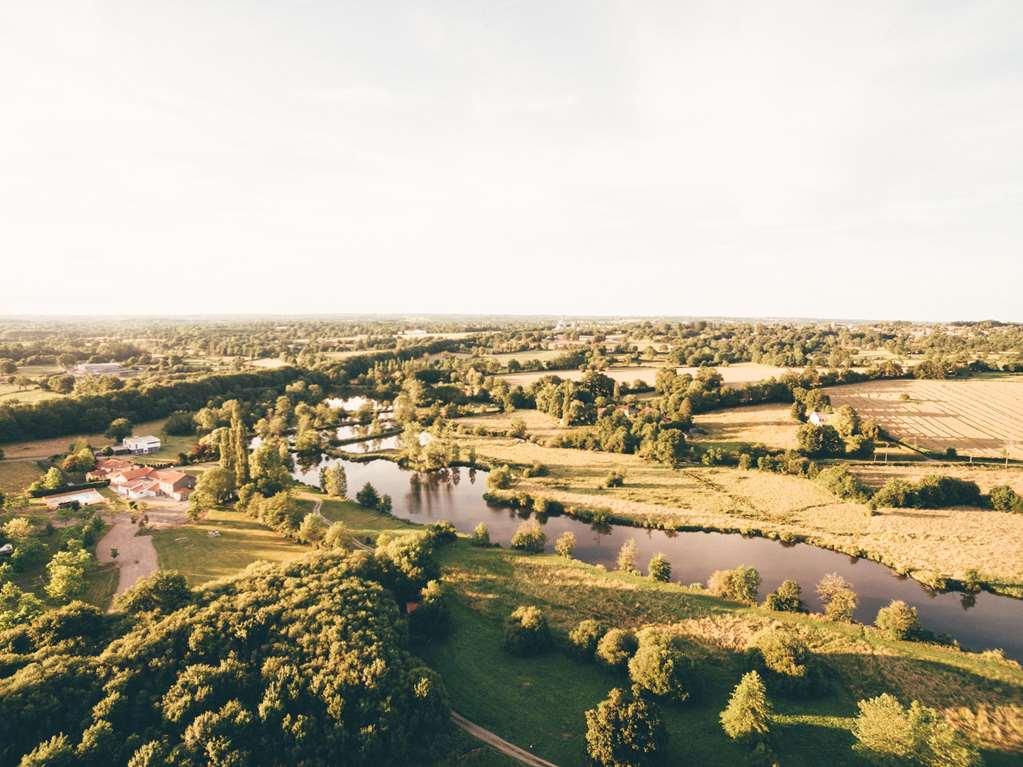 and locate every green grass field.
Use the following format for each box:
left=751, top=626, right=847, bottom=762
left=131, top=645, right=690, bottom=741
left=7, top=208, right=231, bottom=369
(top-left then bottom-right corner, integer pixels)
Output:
left=0, top=385, right=65, bottom=405
left=150, top=508, right=307, bottom=586
left=0, top=460, right=45, bottom=494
